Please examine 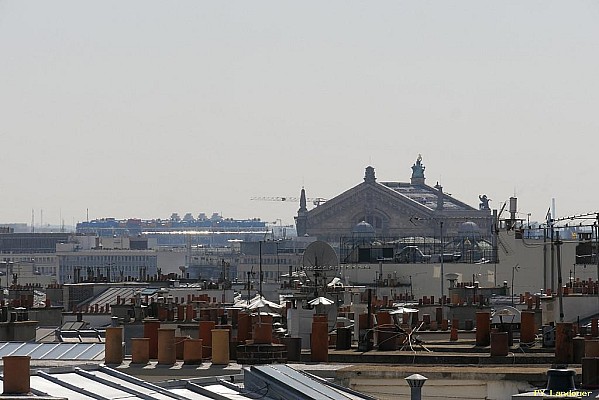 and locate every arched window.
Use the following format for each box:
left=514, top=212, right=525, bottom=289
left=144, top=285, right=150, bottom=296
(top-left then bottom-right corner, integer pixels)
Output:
left=357, top=215, right=383, bottom=229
